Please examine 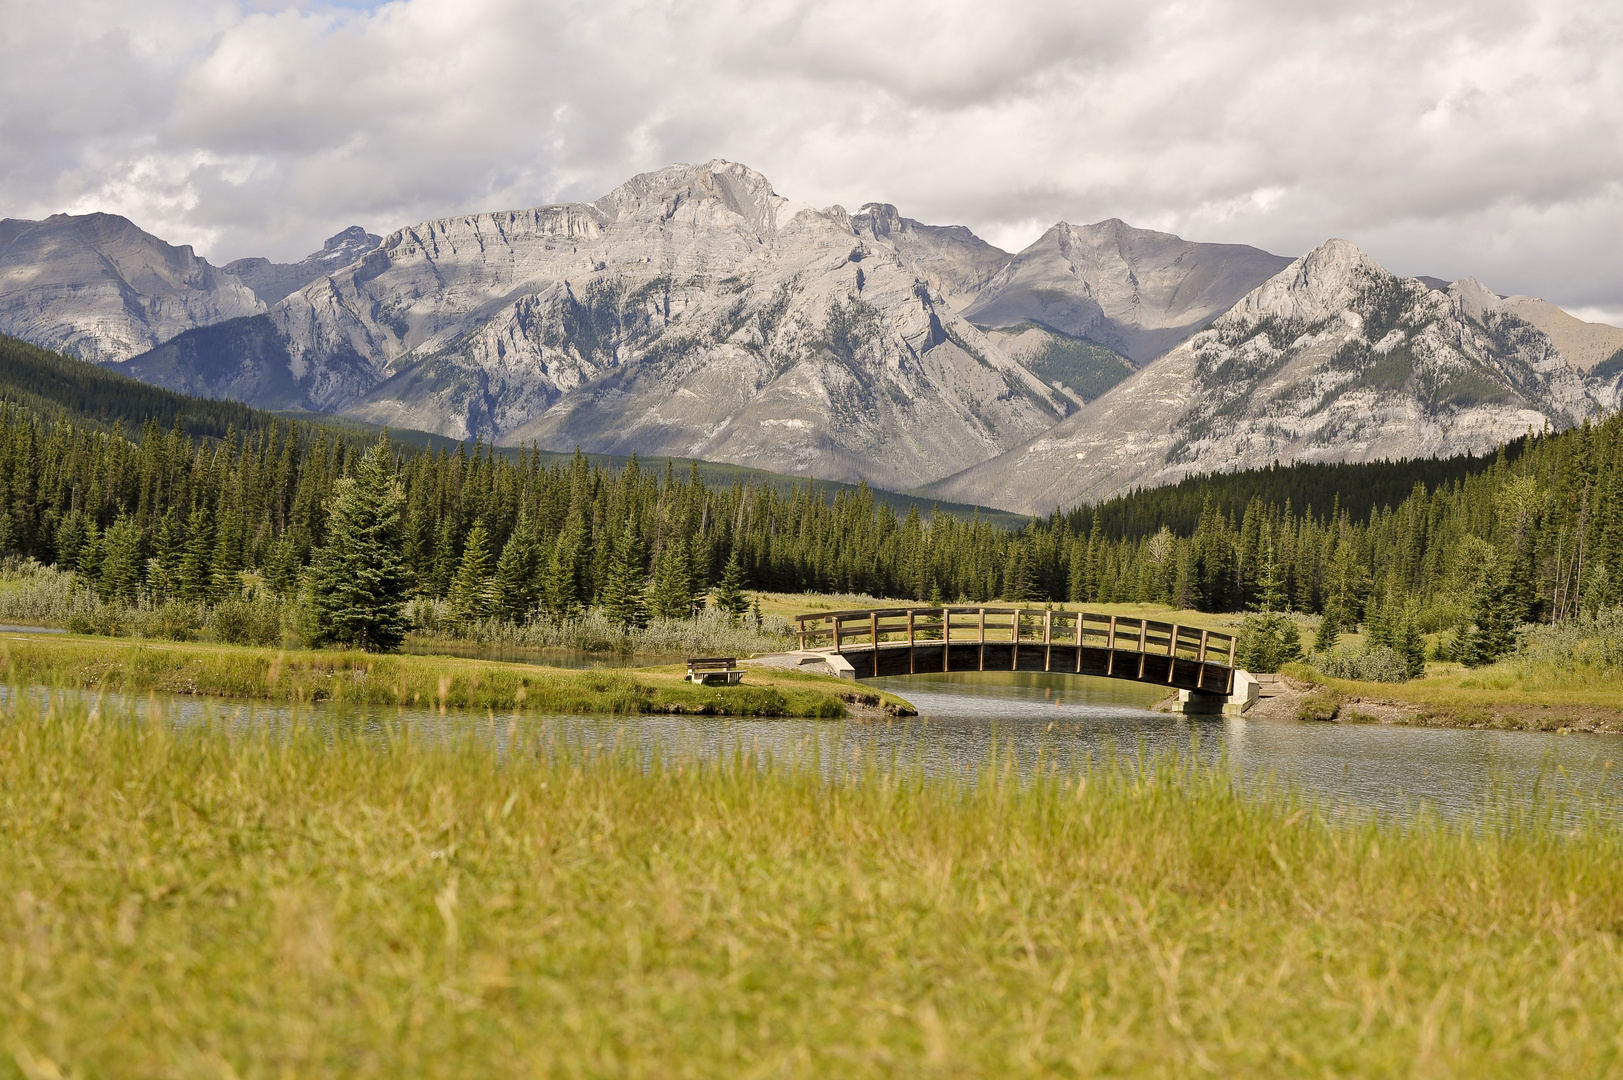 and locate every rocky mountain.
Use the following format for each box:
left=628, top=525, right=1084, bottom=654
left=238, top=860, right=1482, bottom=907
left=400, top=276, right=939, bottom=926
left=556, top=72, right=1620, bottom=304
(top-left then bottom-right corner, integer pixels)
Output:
left=960, top=219, right=1292, bottom=366
left=1495, top=296, right=1623, bottom=372
left=925, top=240, right=1599, bottom=514
left=0, top=213, right=262, bottom=362
left=223, top=226, right=382, bottom=306
left=849, top=203, right=1010, bottom=311
left=125, top=161, right=1071, bottom=489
